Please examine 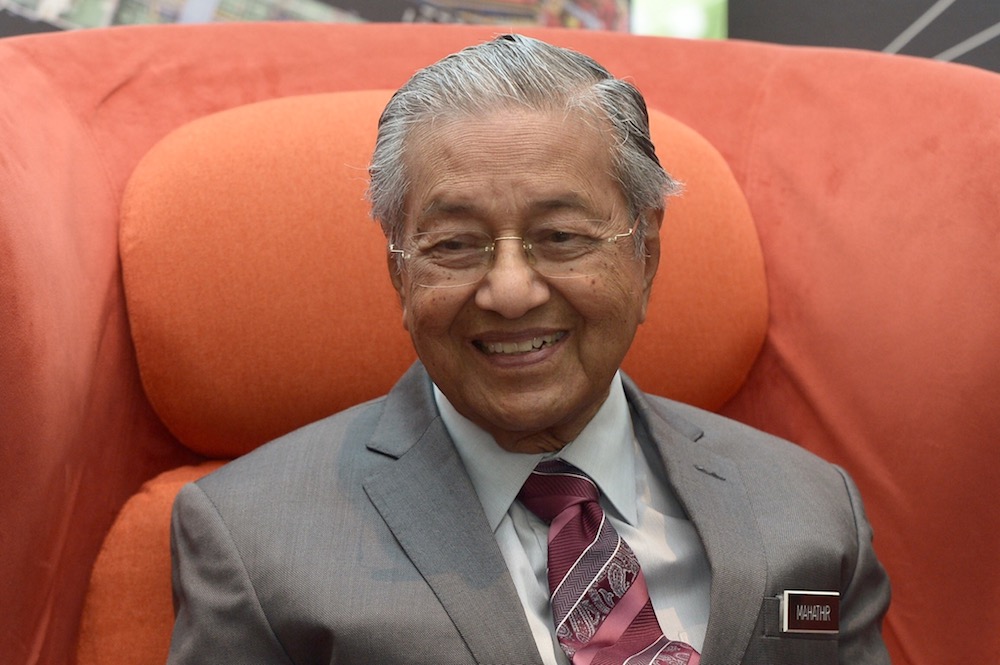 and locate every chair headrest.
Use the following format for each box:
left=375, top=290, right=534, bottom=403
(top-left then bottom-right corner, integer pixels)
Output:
left=121, top=90, right=766, bottom=458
